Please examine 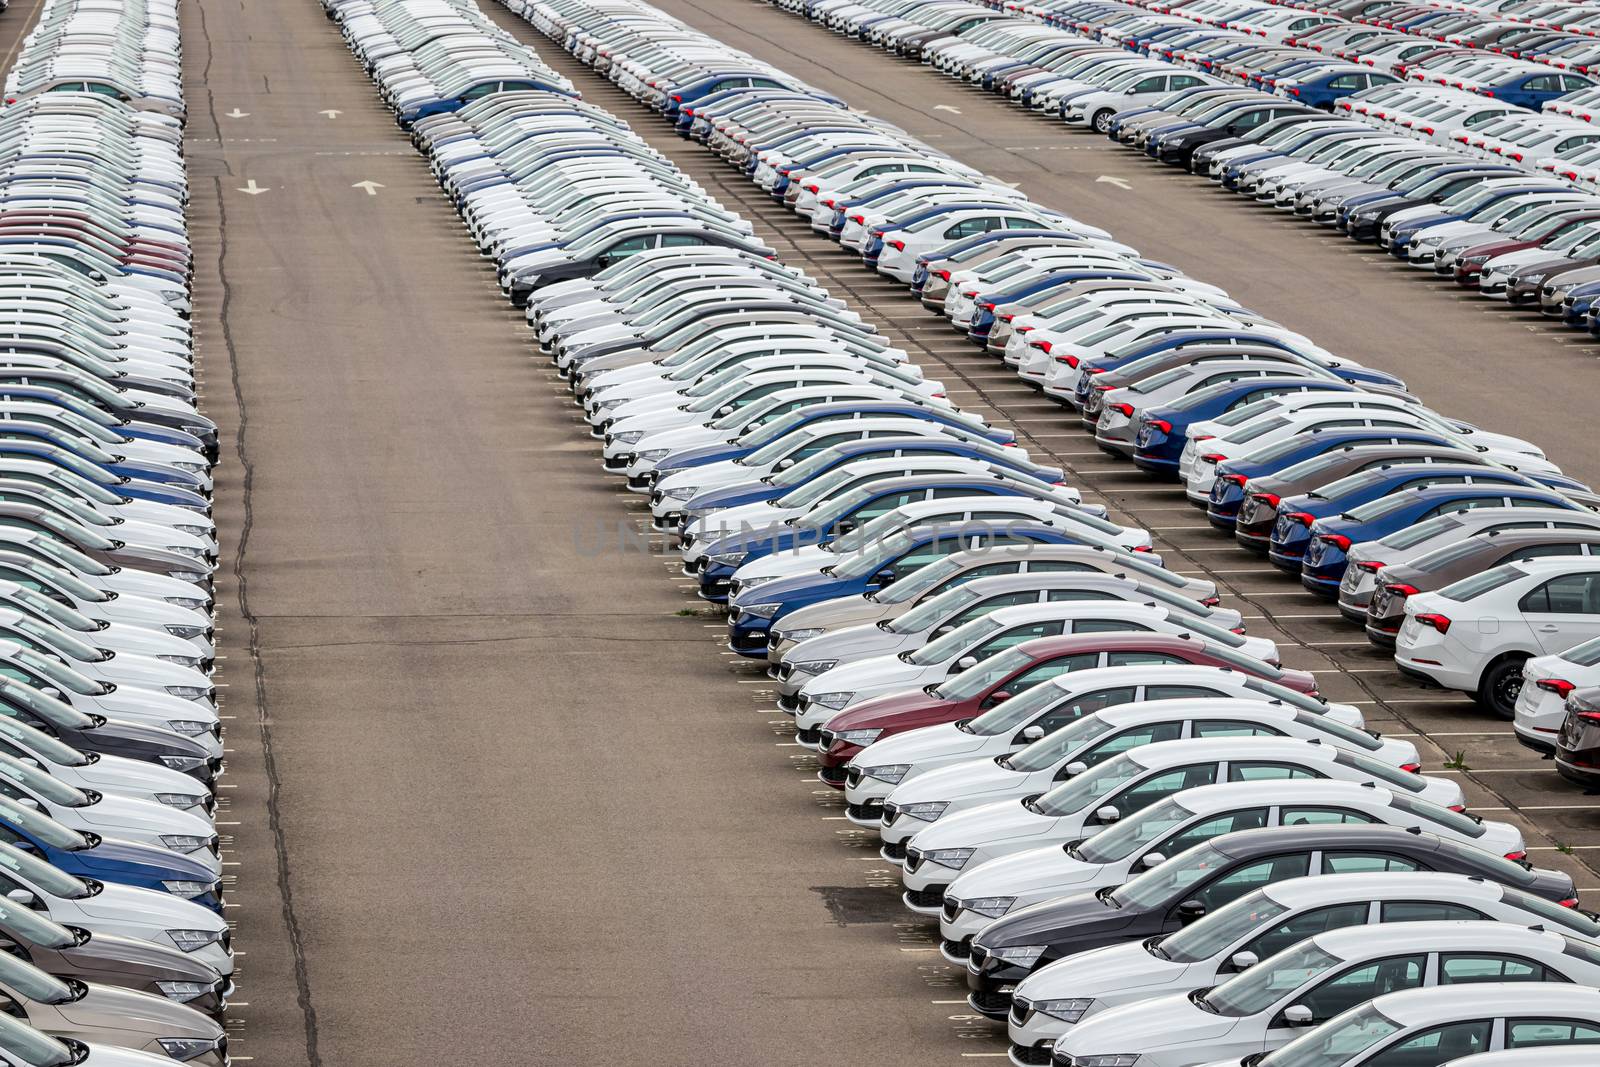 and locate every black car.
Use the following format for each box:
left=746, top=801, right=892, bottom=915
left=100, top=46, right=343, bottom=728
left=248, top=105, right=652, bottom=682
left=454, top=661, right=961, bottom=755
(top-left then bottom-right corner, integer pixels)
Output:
left=961, top=822, right=1579, bottom=1019
left=1152, top=103, right=1311, bottom=169
left=1557, top=686, right=1600, bottom=788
